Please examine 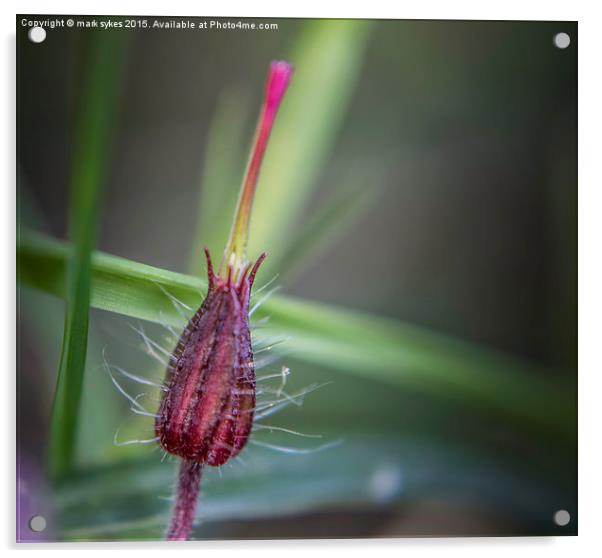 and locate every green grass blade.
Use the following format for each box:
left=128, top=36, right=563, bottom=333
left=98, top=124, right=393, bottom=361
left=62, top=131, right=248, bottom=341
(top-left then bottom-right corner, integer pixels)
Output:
left=248, top=20, right=373, bottom=276
left=18, top=230, right=574, bottom=440
left=19, top=177, right=123, bottom=469
left=47, top=31, right=127, bottom=479
left=19, top=230, right=205, bottom=326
